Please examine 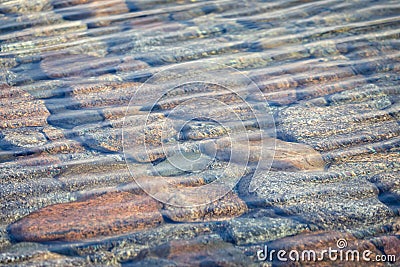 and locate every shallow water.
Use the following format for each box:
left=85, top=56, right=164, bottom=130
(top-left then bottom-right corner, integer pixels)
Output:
left=0, top=0, right=399, bottom=266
